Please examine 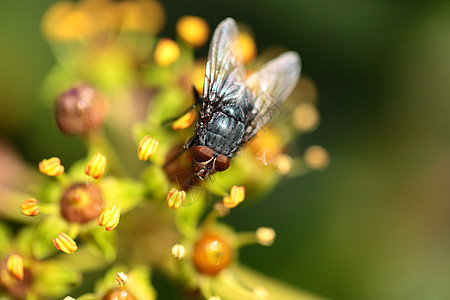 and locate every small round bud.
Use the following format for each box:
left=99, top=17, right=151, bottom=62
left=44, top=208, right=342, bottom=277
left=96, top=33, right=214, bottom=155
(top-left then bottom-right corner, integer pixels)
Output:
left=138, top=135, right=159, bottom=161
left=85, top=153, right=107, bottom=179
left=20, top=198, right=40, bottom=216
left=293, top=103, right=320, bottom=132
left=167, top=188, right=186, bottom=209
left=256, top=227, right=276, bottom=247
left=192, top=233, right=232, bottom=276
left=115, top=272, right=128, bottom=287
left=60, top=183, right=104, bottom=224
left=6, top=254, right=24, bottom=281
left=98, top=205, right=121, bottom=231
left=223, top=186, right=245, bottom=208
left=273, top=154, right=293, bottom=175
left=171, top=110, right=196, bottom=130
left=176, top=16, right=210, bottom=48
left=53, top=232, right=78, bottom=254
left=154, top=38, right=180, bottom=67
left=39, top=157, right=64, bottom=176
left=54, top=84, right=107, bottom=135
left=304, top=145, right=330, bottom=170
left=171, top=244, right=186, bottom=259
